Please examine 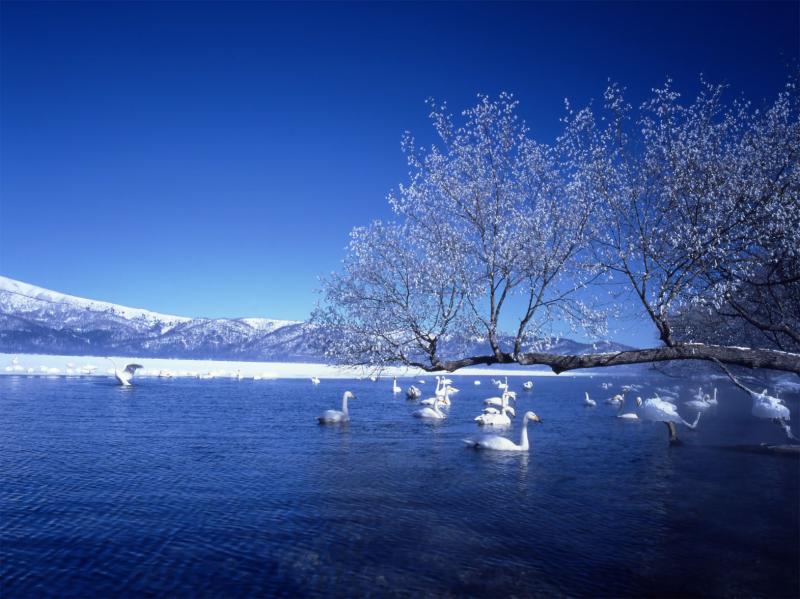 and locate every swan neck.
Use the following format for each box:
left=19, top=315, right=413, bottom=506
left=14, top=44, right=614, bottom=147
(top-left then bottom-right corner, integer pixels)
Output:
left=519, top=417, right=530, bottom=450
left=342, top=393, right=349, bottom=415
